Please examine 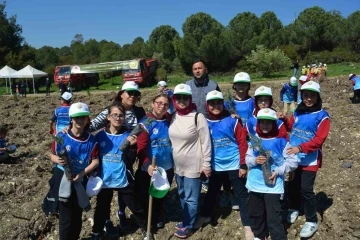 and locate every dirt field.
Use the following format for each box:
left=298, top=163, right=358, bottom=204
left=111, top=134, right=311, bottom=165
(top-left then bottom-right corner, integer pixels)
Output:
left=0, top=76, right=359, bottom=240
